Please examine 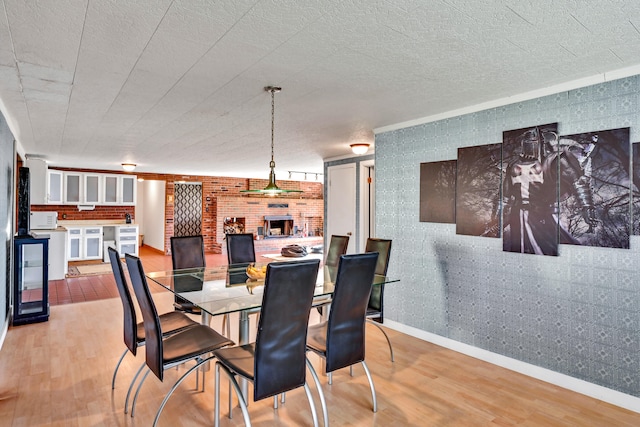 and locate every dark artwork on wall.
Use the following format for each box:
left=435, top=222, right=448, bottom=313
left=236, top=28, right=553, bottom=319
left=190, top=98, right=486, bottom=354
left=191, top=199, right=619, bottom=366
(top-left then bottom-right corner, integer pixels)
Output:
left=501, top=123, right=560, bottom=256
left=419, top=160, right=457, bottom=223
left=558, top=128, right=631, bottom=249
left=455, top=143, right=502, bottom=237
left=633, top=142, right=640, bottom=236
